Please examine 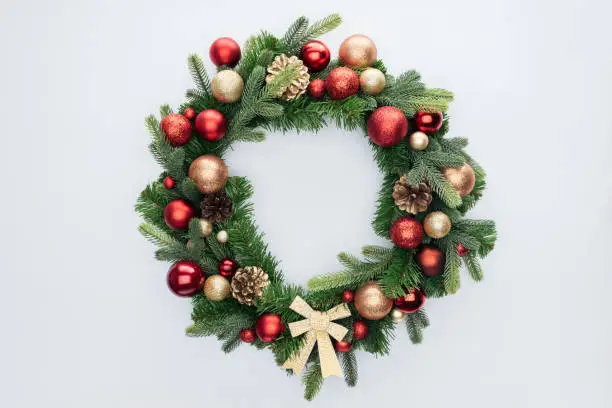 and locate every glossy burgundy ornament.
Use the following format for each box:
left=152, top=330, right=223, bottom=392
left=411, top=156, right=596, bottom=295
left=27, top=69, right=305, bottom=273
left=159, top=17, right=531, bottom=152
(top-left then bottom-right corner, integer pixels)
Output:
left=167, top=260, right=204, bottom=297
left=239, top=328, right=256, bottom=343
left=209, top=37, right=241, bottom=67
left=183, top=107, right=196, bottom=120
left=307, top=78, right=326, bottom=99
left=195, top=109, right=228, bottom=142
left=160, top=113, right=193, bottom=146
left=219, top=258, right=238, bottom=278
left=390, top=216, right=424, bottom=249
left=162, top=176, right=175, bottom=189
left=341, top=289, right=354, bottom=303
left=300, top=40, right=331, bottom=72
left=164, top=199, right=195, bottom=230
left=415, top=111, right=443, bottom=133
left=325, top=67, right=359, bottom=100
left=334, top=340, right=353, bottom=353
left=367, top=106, right=409, bottom=147
left=394, top=288, right=426, bottom=313
left=255, top=313, right=285, bottom=343
left=456, top=244, right=470, bottom=257
left=415, top=244, right=445, bottom=277
left=352, top=320, right=369, bottom=340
